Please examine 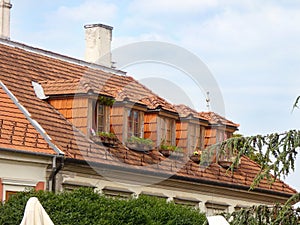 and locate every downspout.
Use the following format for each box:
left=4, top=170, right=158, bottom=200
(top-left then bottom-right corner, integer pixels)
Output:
left=49, top=155, right=64, bottom=192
